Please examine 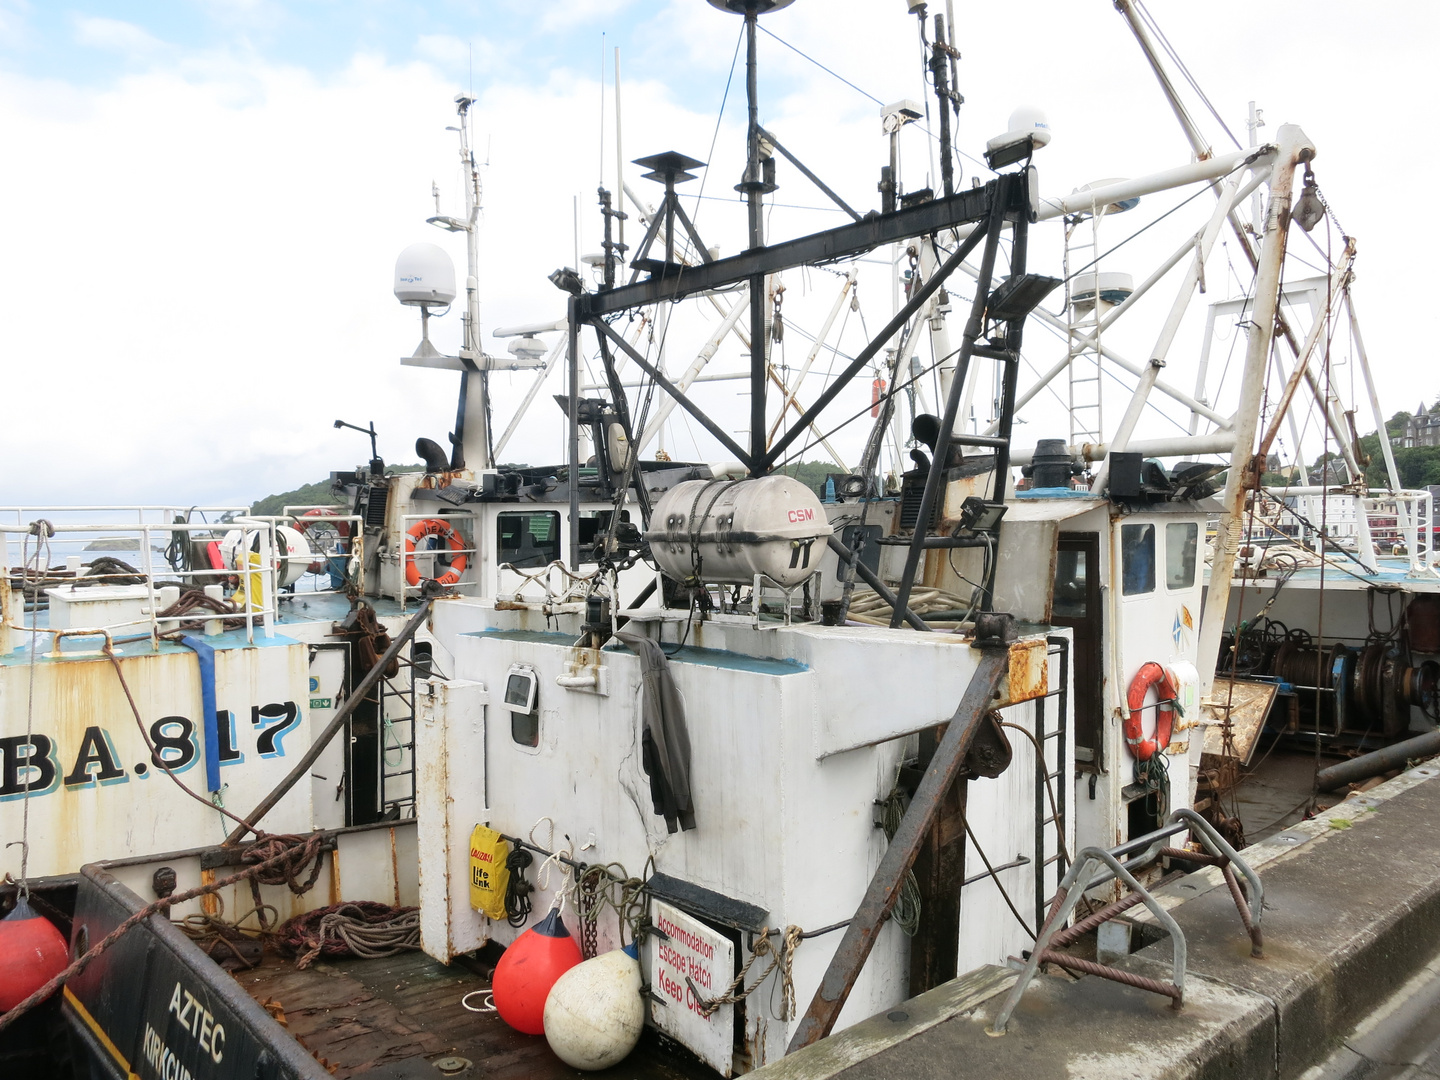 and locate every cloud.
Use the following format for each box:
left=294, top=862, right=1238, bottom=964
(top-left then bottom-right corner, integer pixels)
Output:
left=1, top=0, right=1435, bottom=507
left=415, top=34, right=472, bottom=69
left=72, top=16, right=165, bottom=57
left=536, top=0, right=638, bottom=34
